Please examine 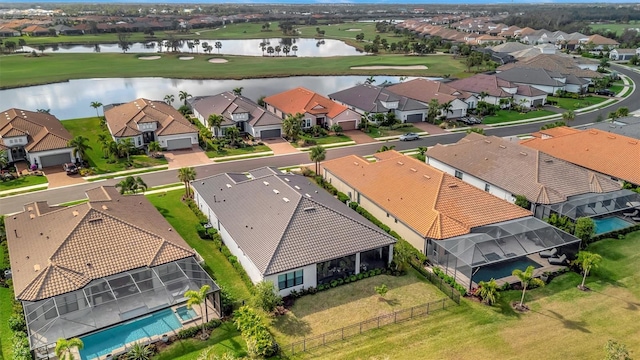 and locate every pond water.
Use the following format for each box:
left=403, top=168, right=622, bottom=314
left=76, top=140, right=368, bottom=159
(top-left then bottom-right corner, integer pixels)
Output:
left=0, top=76, right=422, bottom=119
left=22, top=38, right=363, bottom=57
